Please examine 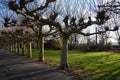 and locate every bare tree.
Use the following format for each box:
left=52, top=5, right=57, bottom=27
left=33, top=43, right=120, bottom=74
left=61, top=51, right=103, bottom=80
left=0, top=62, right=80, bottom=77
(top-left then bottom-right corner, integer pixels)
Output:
left=0, top=8, right=18, bottom=27
left=6, top=0, right=118, bottom=69
left=44, top=0, right=117, bottom=69
left=2, top=0, right=58, bottom=62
